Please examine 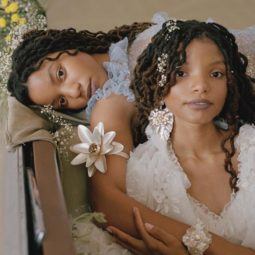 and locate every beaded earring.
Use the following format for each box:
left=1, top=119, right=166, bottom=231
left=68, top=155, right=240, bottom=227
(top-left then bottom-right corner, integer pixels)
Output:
left=146, top=102, right=174, bottom=140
